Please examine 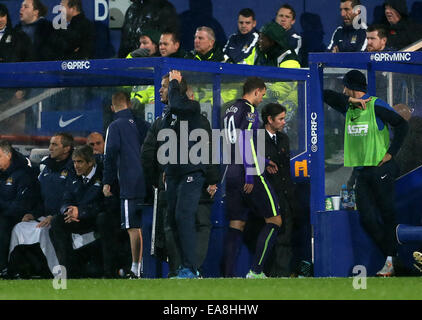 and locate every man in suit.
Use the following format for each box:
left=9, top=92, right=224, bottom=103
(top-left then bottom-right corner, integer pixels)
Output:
left=261, top=103, right=297, bottom=277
